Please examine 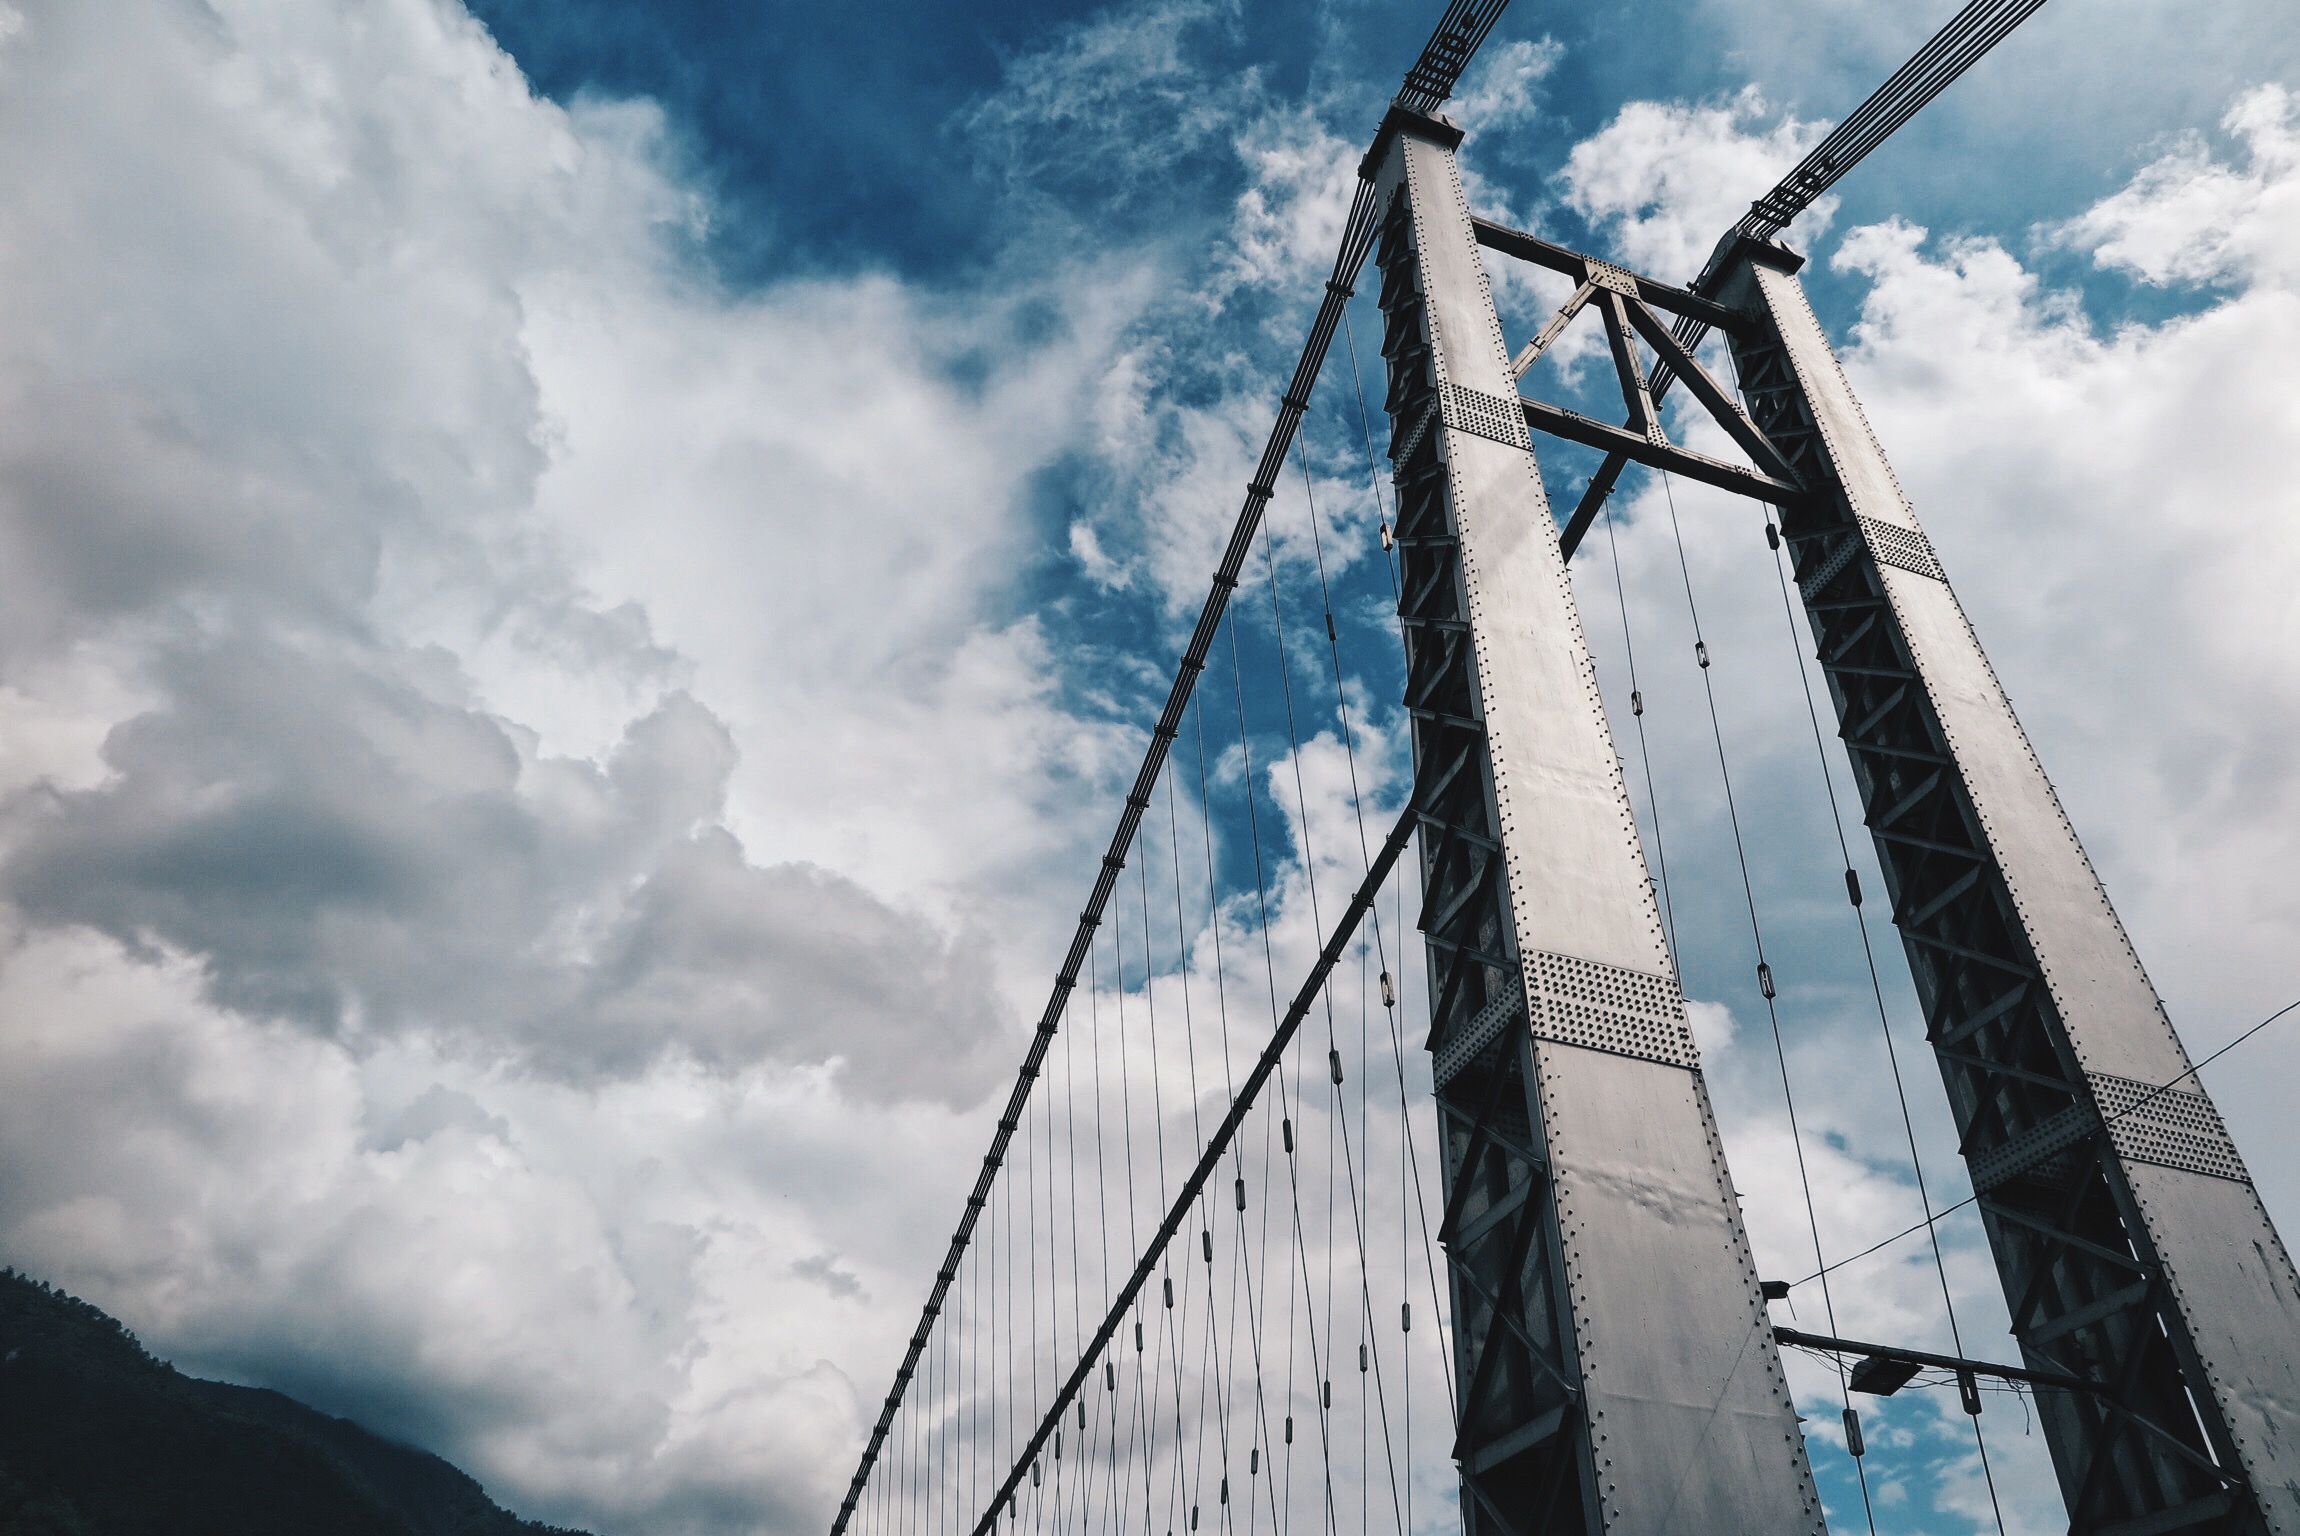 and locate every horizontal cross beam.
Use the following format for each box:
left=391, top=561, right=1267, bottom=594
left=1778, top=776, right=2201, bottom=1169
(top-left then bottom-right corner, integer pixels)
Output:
left=1773, top=1325, right=2097, bottom=1395
left=1471, top=216, right=1756, bottom=337
left=1517, top=396, right=1800, bottom=503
